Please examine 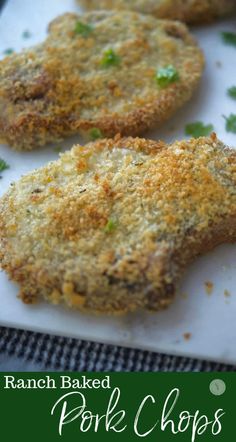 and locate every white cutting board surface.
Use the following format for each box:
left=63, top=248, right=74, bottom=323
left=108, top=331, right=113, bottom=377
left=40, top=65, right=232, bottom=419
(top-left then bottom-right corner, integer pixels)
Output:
left=0, top=0, right=236, bottom=365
